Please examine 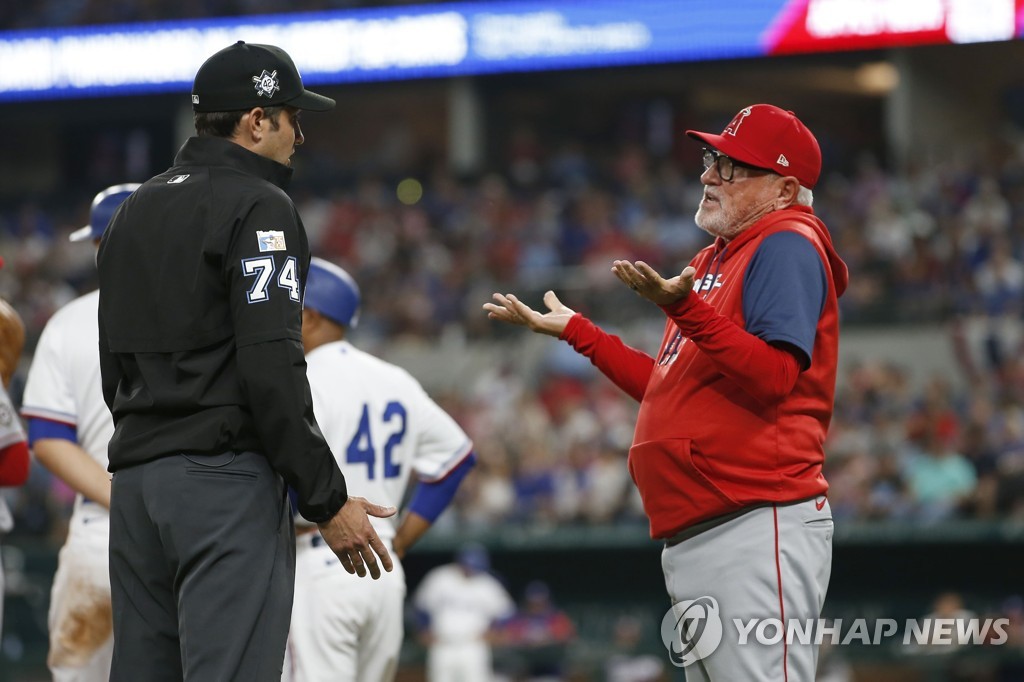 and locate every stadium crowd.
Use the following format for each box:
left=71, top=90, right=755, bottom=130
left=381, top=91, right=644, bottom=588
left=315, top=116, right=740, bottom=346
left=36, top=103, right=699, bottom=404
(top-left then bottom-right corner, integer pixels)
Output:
left=3, top=118, right=1024, bottom=541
